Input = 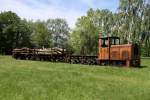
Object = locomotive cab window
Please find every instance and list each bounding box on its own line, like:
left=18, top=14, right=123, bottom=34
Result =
left=101, top=38, right=108, bottom=47
left=100, top=37, right=120, bottom=47
left=110, top=37, right=120, bottom=45
left=111, top=38, right=120, bottom=45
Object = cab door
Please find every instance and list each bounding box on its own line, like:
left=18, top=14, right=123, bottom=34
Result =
left=98, top=38, right=109, bottom=60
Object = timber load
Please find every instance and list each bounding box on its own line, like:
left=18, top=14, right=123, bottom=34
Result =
left=12, top=47, right=98, bottom=65
left=12, top=47, right=67, bottom=55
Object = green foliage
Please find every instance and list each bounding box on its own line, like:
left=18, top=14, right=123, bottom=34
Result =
left=0, top=56, right=150, bottom=100
left=70, top=8, right=120, bottom=55
left=0, top=11, right=71, bottom=53
left=0, top=11, right=32, bottom=54
left=70, top=30, right=82, bottom=54
left=14, top=19, right=32, bottom=47
left=118, top=0, right=150, bottom=55
left=46, top=18, right=70, bottom=48
left=119, top=0, right=144, bottom=43
left=31, top=20, right=51, bottom=48
left=70, top=9, right=100, bottom=55
left=141, top=4, right=150, bottom=56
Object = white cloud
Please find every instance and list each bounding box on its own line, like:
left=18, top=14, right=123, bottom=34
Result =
left=0, top=0, right=85, bottom=28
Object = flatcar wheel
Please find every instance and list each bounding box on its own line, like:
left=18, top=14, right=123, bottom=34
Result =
left=26, top=56, right=29, bottom=60
left=35, top=56, right=40, bottom=61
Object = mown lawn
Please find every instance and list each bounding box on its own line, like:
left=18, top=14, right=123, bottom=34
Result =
left=0, top=55, right=150, bottom=100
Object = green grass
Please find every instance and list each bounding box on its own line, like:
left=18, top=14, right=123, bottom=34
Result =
left=0, top=55, right=150, bottom=100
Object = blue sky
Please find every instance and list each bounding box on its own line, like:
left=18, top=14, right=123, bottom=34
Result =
left=0, top=0, right=119, bottom=28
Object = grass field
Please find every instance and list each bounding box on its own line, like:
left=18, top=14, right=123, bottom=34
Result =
left=0, top=55, right=150, bottom=100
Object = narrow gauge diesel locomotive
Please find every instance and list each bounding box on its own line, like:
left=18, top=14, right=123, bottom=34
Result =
left=12, top=34, right=140, bottom=67
left=98, top=35, right=140, bottom=67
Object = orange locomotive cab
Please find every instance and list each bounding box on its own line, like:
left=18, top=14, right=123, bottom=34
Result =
left=98, top=34, right=140, bottom=67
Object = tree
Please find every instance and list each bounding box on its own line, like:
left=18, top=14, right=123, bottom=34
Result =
left=119, top=0, right=145, bottom=43
left=31, top=20, right=51, bottom=48
left=13, top=19, right=32, bottom=48
left=46, top=18, right=70, bottom=48
left=118, top=0, right=150, bottom=56
left=141, top=4, right=150, bottom=56
left=0, top=11, right=32, bottom=54
left=70, top=9, right=100, bottom=55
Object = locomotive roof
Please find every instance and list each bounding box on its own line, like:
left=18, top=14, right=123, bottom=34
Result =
left=100, top=36, right=120, bottom=39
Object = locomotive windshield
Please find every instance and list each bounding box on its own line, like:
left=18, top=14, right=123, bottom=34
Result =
left=111, top=38, right=120, bottom=45
left=100, top=37, right=120, bottom=47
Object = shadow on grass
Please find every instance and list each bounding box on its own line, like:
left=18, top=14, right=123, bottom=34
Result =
left=139, top=65, right=148, bottom=68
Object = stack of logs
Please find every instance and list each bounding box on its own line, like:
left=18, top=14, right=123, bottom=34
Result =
left=12, top=47, right=98, bottom=65
left=37, top=47, right=66, bottom=55
left=12, top=47, right=67, bottom=55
